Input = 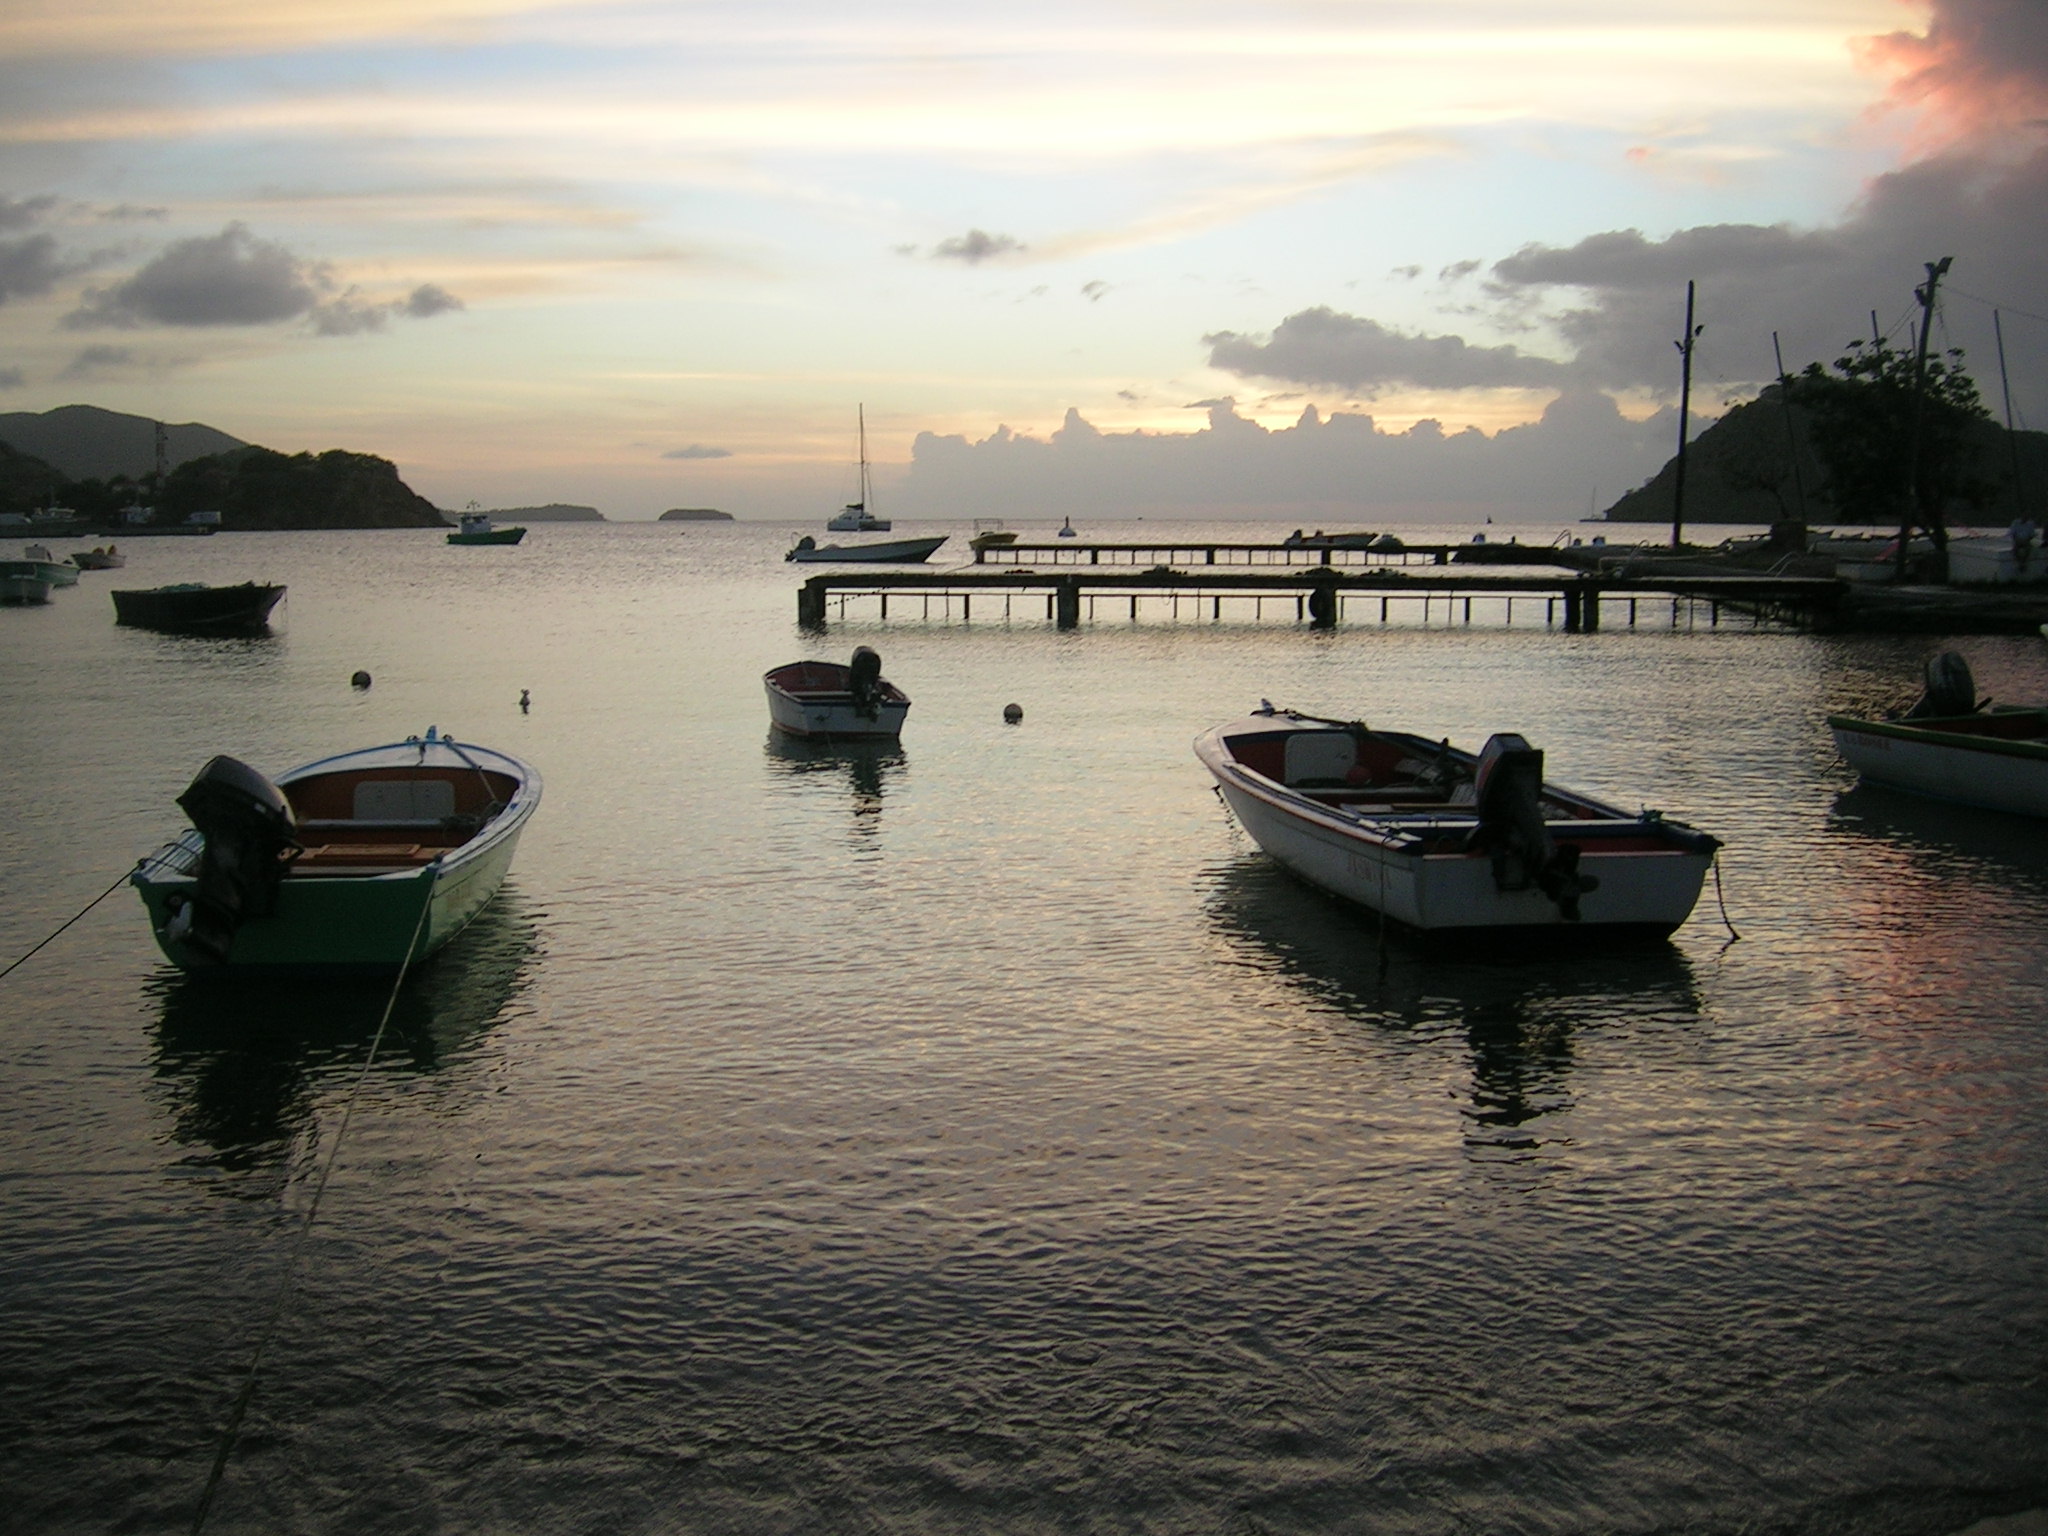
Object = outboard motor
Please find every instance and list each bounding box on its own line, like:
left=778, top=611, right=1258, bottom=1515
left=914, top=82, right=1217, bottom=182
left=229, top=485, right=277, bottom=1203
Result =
left=165, top=756, right=299, bottom=964
left=1469, top=733, right=1598, bottom=921
left=1905, top=651, right=1978, bottom=719
left=848, top=646, right=884, bottom=720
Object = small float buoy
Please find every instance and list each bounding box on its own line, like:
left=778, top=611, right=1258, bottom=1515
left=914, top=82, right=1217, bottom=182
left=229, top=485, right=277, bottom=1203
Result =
left=1003, top=702, right=1023, bottom=723
left=350, top=670, right=372, bottom=689
left=519, top=688, right=531, bottom=713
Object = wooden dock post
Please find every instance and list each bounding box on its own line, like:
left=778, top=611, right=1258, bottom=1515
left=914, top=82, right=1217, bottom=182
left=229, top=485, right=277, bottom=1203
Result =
left=797, top=579, right=828, bottom=629
left=1055, top=576, right=1081, bottom=629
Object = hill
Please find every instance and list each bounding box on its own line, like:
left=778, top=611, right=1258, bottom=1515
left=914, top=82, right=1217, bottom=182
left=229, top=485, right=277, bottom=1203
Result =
left=155, top=447, right=446, bottom=531
left=0, top=404, right=246, bottom=481
left=658, top=507, right=733, bottom=521
left=1604, top=389, right=2048, bottom=525
left=0, top=439, right=66, bottom=513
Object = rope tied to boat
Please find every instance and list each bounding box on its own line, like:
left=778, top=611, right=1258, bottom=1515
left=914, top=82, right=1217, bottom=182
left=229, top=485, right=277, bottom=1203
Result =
left=187, top=878, right=437, bottom=1536
left=0, top=861, right=146, bottom=984
left=1711, top=850, right=1741, bottom=942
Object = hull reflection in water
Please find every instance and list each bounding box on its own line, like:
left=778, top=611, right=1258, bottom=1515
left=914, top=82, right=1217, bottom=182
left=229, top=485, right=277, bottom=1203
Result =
left=1201, top=855, right=1704, bottom=1154
left=148, top=893, right=540, bottom=1193
left=764, top=730, right=905, bottom=846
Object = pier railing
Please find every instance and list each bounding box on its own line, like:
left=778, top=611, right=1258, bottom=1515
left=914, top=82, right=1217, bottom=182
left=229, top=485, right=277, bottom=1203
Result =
left=796, top=561, right=1845, bottom=632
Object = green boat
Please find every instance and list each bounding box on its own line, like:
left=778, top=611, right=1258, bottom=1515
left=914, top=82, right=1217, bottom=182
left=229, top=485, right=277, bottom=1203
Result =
left=446, top=512, right=526, bottom=546
left=132, top=728, right=541, bottom=974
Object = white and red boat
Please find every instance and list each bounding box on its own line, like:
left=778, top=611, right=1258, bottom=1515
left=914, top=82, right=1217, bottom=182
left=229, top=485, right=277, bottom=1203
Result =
left=1195, top=704, right=1720, bottom=940
left=764, top=647, right=910, bottom=739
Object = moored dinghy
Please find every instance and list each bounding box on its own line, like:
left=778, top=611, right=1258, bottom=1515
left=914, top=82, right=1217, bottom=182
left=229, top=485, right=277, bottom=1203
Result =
left=764, top=647, right=910, bottom=739
left=1829, top=651, right=2048, bottom=817
left=132, top=727, right=540, bottom=973
left=1195, top=704, right=1720, bottom=939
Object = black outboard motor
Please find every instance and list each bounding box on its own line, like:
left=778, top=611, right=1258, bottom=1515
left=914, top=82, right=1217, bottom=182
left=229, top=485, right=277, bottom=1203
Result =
left=1904, top=651, right=1978, bottom=719
left=1469, top=733, right=1598, bottom=921
left=848, top=646, right=884, bottom=720
left=165, top=755, right=299, bottom=964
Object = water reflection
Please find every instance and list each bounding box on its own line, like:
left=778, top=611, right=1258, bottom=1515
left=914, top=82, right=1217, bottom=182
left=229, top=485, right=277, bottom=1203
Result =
left=1201, top=856, right=1704, bottom=1155
left=147, top=891, right=540, bottom=1195
left=1828, top=783, right=2048, bottom=901
left=763, top=730, right=905, bottom=846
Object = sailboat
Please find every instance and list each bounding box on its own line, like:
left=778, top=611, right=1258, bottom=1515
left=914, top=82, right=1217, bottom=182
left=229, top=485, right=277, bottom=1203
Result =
left=825, top=407, right=890, bottom=532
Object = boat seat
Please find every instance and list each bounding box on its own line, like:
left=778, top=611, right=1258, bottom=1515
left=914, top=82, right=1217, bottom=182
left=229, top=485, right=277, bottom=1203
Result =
left=1283, top=732, right=1357, bottom=787
left=291, top=842, right=435, bottom=869
left=353, top=778, right=456, bottom=821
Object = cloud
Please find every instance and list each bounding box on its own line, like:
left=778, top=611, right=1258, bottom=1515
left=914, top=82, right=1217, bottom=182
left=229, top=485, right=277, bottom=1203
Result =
left=662, top=444, right=731, bottom=459
left=1207, top=308, right=1574, bottom=393
left=1080, top=280, right=1109, bottom=302
left=65, top=222, right=321, bottom=328
left=0, top=232, right=71, bottom=305
left=930, top=229, right=1026, bottom=264
left=0, top=195, right=59, bottom=232
left=1860, top=0, right=2048, bottom=152
left=61, top=222, right=467, bottom=335
left=403, top=282, right=463, bottom=318
left=897, top=394, right=1670, bottom=522
left=58, top=345, right=137, bottom=380
left=0, top=367, right=23, bottom=389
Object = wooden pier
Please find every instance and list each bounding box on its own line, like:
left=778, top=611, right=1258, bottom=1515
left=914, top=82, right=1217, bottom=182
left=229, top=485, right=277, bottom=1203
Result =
left=970, top=539, right=1468, bottom=568
left=796, top=560, right=1845, bottom=632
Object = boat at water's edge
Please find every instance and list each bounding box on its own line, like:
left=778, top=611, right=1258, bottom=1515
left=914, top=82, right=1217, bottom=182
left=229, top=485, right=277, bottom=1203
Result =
left=1196, top=705, right=1719, bottom=939
left=132, top=729, right=540, bottom=974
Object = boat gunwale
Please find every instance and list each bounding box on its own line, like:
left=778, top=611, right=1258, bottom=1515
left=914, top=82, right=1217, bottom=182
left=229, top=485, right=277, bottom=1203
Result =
left=1827, top=710, right=2048, bottom=763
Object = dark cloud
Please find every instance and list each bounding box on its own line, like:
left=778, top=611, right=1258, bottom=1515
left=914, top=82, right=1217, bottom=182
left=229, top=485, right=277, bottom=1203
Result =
left=1207, top=307, right=1573, bottom=392
left=61, top=223, right=466, bottom=337
left=0, top=232, right=70, bottom=305
left=59, top=345, right=137, bottom=380
left=931, top=229, right=1025, bottom=264
left=1389, top=264, right=1422, bottom=280
left=65, top=223, right=322, bottom=328
left=96, top=203, right=169, bottom=222
left=1491, top=224, right=1843, bottom=292
left=0, top=367, right=23, bottom=389
left=0, top=195, right=58, bottom=232
left=404, top=283, right=463, bottom=318
left=1439, top=259, right=1482, bottom=282
left=662, top=445, right=731, bottom=460
left=1864, top=0, right=2048, bottom=147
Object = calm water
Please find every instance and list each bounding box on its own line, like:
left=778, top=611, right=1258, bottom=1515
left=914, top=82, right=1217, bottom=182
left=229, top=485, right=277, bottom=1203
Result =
left=1, top=521, right=2044, bottom=1535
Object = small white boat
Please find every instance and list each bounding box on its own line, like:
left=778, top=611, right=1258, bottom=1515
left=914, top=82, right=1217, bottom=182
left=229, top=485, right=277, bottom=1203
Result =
left=23, top=544, right=79, bottom=586
left=132, top=727, right=540, bottom=974
left=786, top=534, right=947, bottom=564
left=764, top=648, right=910, bottom=739
left=1196, top=704, right=1720, bottom=939
left=70, top=545, right=125, bottom=570
left=0, top=561, right=54, bottom=604
left=1830, top=652, right=2048, bottom=817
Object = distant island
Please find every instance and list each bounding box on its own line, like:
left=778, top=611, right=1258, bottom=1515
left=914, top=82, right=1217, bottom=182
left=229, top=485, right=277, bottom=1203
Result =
left=659, top=507, right=733, bottom=521
left=478, top=503, right=605, bottom=522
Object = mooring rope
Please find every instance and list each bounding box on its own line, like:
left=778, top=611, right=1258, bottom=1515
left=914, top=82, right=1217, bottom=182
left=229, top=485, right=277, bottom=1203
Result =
left=187, top=879, right=436, bottom=1536
left=1711, top=851, right=1741, bottom=942
left=0, top=862, right=144, bottom=984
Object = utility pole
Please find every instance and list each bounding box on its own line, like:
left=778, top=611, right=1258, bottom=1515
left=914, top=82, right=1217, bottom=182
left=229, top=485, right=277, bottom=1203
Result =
left=1670, top=281, right=1702, bottom=550
left=1896, top=256, right=1953, bottom=581
left=1772, top=331, right=1809, bottom=527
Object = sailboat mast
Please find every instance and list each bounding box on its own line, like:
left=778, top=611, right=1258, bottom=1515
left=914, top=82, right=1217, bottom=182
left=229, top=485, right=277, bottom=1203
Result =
left=859, top=404, right=871, bottom=515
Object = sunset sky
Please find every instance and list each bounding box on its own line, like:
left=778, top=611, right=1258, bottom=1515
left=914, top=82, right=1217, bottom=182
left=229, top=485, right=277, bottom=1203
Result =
left=1, top=0, right=2043, bottom=519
